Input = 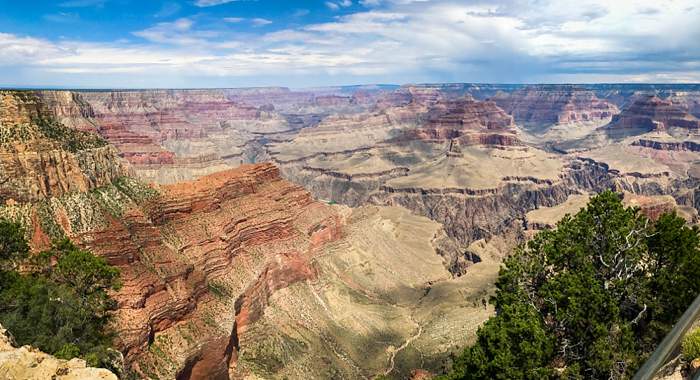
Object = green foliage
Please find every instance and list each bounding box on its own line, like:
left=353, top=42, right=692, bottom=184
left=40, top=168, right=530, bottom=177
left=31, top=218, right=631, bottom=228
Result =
left=443, top=191, right=700, bottom=379
left=34, top=116, right=107, bottom=153
left=682, top=329, right=700, bottom=361
left=113, top=176, right=159, bottom=204
left=48, top=239, right=122, bottom=295
left=56, top=343, right=81, bottom=360
left=446, top=303, right=555, bottom=380
left=0, top=218, right=29, bottom=270
left=0, top=233, right=120, bottom=371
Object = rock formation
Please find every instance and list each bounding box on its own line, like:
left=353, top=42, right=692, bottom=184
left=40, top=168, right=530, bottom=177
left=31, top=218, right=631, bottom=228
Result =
left=3, top=84, right=700, bottom=379
left=491, top=85, right=618, bottom=125
left=607, top=95, right=700, bottom=133
left=0, top=91, right=129, bottom=203
left=0, top=90, right=489, bottom=379
left=405, top=98, right=518, bottom=146
left=0, top=324, right=118, bottom=380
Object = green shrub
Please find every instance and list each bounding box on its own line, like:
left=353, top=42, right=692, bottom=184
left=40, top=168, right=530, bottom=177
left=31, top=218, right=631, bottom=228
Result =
left=682, top=328, right=700, bottom=361
left=0, top=229, right=121, bottom=371
left=56, top=343, right=81, bottom=360
left=0, top=218, right=29, bottom=271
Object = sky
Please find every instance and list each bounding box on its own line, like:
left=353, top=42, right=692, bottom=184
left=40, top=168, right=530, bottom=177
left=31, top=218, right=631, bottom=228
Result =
left=0, top=0, right=699, bottom=88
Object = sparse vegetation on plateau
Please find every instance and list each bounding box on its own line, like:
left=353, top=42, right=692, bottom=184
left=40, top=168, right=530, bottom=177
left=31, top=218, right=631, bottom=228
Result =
left=440, top=191, right=700, bottom=379
left=34, top=116, right=107, bottom=152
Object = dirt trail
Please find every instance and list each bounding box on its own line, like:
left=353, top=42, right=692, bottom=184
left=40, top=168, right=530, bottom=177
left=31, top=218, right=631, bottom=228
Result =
left=383, top=316, right=423, bottom=376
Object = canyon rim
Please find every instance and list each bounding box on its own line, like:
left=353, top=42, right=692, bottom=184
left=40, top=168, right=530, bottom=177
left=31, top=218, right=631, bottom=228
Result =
left=1, top=1, right=700, bottom=379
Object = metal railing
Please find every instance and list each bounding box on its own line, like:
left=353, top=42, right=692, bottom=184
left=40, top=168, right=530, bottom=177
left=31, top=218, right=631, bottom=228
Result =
left=633, top=294, right=700, bottom=380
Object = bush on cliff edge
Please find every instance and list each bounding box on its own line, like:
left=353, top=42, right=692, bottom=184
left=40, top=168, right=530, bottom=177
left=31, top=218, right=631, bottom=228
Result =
left=441, top=191, right=700, bottom=380
left=0, top=219, right=121, bottom=371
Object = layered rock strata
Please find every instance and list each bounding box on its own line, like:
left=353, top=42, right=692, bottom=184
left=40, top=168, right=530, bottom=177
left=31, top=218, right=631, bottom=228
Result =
left=607, top=95, right=700, bottom=133
left=491, top=86, right=618, bottom=125
left=0, top=91, right=129, bottom=203
left=1, top=162, right=347, bottom=379
left=406, top=98, right=518, bottom=146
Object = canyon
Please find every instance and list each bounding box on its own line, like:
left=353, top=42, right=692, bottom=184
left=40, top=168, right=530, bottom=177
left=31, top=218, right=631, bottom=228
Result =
left=2, top=83, right=700, bottom=379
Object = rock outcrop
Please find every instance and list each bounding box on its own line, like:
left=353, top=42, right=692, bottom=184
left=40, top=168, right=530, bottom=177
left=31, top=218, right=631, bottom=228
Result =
left=491, top=85, right=618, bottom=125
left=632, top=139, right=700, bottom=152
left=607, top=95, right=700, bottom=133
left=0, top=91, right=129, bottom=203
left=0, top=324, right=118, bottom=380
left=2, top=161, right=346, bottom=379
left=405, top=98, right=518, bottom=146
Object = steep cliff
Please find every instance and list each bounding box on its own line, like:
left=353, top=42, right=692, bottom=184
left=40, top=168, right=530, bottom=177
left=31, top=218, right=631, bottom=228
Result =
left=0, top=91, right=129, bottom=203
left=0, top=160, right=347, bottom=379
left=607, top=95, right=700, bottom=133
left=491, top=85, right=618, bottom=125
left=405, top=98, right=518, bottom=146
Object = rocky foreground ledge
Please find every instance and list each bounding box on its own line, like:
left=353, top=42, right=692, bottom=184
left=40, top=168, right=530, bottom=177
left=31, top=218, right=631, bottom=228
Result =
left=0, top=324, right=117, bottom=380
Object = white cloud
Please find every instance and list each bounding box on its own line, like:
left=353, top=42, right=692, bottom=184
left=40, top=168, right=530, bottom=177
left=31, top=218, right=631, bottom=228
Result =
left=2, top=0, right=699, bottom=87
left=251, top=18, right=272, bottom=26
left=360, top=0, right=381, bottom=6
left=194, top=0, right=236, bottom=7
left=325, top=1, right=352, bottom=11
left=194, top=0, right=256, bottom=7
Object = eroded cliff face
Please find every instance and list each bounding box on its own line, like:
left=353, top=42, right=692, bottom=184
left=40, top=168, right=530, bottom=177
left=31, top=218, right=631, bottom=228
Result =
left=1, top=160, right=348, bottom=379
left=32, top=89, right=294, bottom=184
left=0, top=91, right=129, bottom=203
left=404, top=98, right=518, bottom=146
left=266, top=88, right=615, bottom=245
left=490, top=86, right=618, bottom=126
left=607, top=95, right=700, bottom=133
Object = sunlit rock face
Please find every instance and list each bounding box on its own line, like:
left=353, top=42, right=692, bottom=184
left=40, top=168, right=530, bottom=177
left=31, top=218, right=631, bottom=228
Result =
left=0, top=91, right=129, bottom=203
left=0, top=324, right=118, bottom=380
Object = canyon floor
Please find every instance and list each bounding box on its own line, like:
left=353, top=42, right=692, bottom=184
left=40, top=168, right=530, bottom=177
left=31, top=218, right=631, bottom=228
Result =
left=1, top=83, right=700, bottom=379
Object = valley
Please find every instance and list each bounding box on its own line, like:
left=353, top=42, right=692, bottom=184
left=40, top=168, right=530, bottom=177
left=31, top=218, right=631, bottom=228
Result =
left=2, top=83, right=700, bottom=379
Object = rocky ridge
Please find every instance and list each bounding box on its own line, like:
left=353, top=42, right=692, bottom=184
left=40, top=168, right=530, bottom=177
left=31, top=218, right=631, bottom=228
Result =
left=0, top=91, right=129, bottom=203
left=607, top=95, right=700, bottom=133
left=491, top=85, right=619, bottom=125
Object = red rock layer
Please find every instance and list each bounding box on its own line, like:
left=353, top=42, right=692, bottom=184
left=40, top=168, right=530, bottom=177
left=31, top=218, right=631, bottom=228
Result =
left=21, top=163, right=344, bottom=378
left=76, top=91, right=266, bottom=166
left=491, top=86, right=618, bottom=124
left=405, top=98, right=519, bottom=146
left=609, top=95, right=700, bottom=131
left=0, top=91, right=44, bottom=127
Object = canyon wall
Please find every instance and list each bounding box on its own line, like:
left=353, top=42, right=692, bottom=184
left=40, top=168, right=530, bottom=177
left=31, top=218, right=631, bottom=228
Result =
left=490, top=85, right=619, bottom=125
left=1, top=90, right=487, bottom=379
